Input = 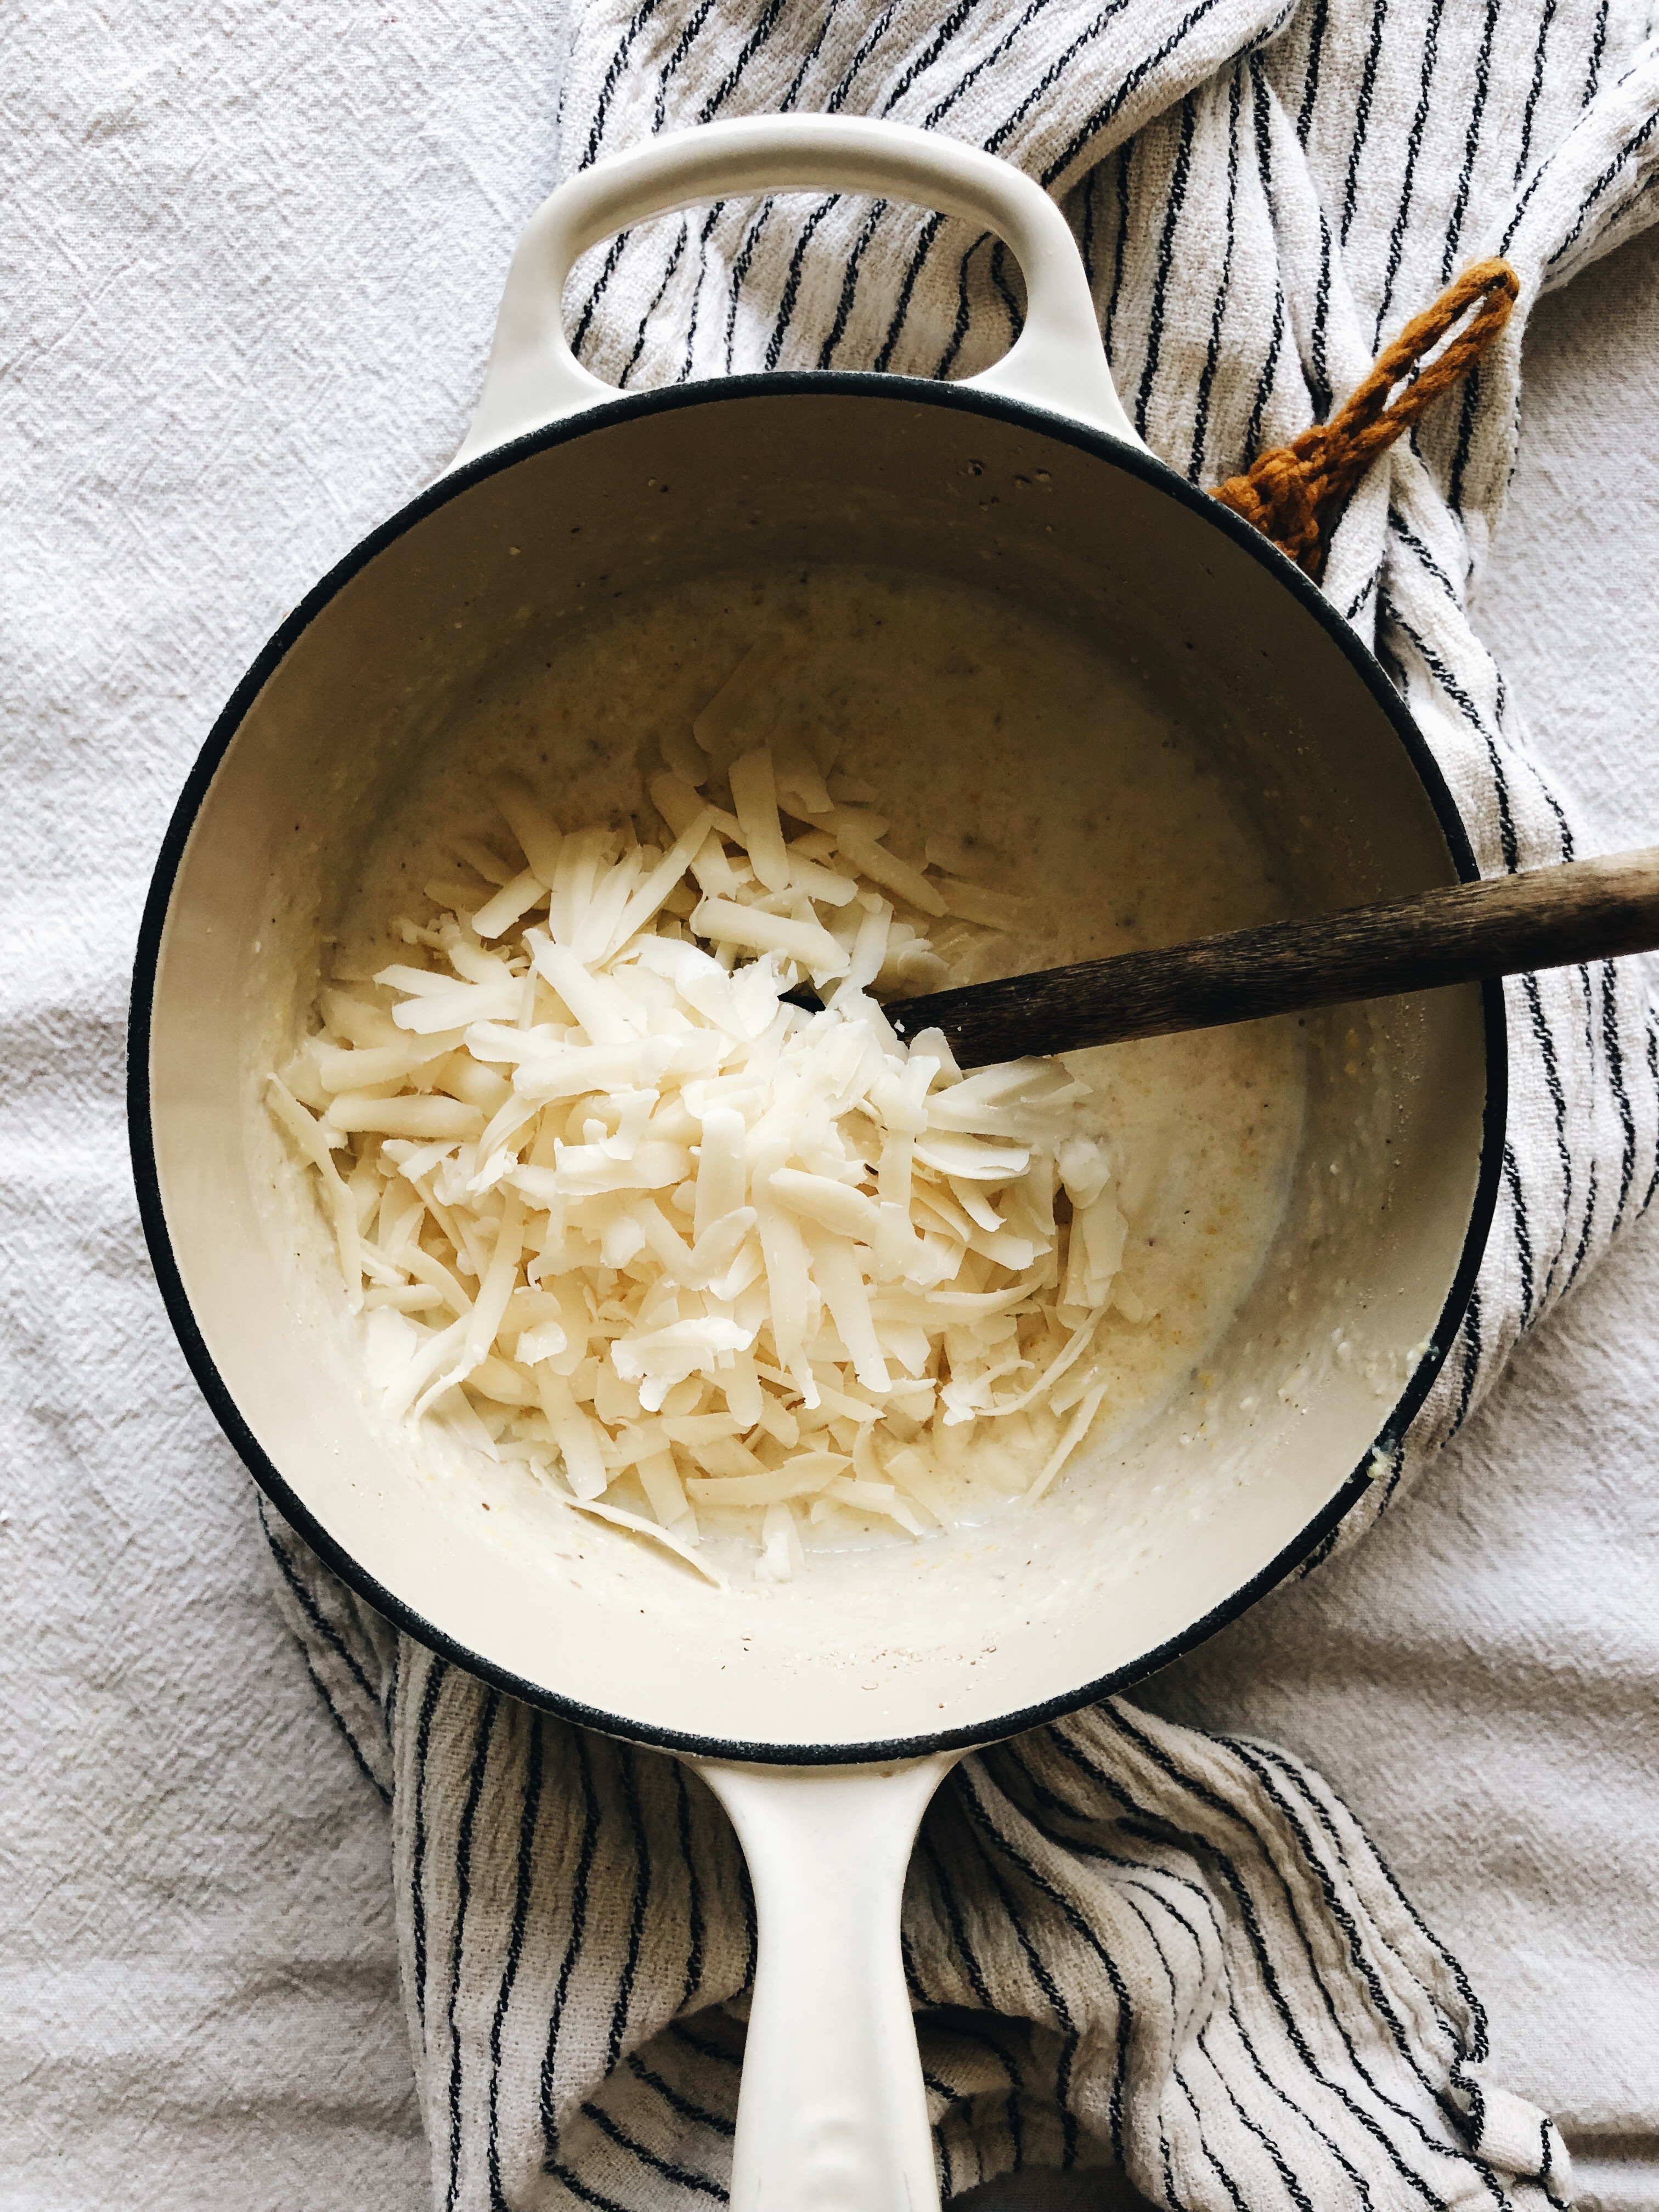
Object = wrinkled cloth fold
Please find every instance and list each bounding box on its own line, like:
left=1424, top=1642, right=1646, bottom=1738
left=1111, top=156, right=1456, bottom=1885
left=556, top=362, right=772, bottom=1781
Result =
left=270, top=1, right=1659, bottom=2205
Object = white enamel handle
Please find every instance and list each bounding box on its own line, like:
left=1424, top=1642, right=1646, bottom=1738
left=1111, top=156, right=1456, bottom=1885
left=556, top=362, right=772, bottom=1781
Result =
left=690, top=1751, right=962, bottom=2212
left=452, top=114, right=1139, bottom=467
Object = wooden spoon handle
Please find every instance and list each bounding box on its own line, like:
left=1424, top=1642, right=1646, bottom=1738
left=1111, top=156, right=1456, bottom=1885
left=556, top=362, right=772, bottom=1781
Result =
left=887, top=845, right=1659, bottom=1069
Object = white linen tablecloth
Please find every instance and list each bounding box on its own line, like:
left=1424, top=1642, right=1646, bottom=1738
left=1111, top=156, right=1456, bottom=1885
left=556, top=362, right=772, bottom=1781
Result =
left=1, top=3, right=1655, bottom=2207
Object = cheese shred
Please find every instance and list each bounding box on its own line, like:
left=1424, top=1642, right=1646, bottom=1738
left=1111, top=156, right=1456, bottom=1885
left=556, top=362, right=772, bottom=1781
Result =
left=270, top=659, right=1137, bottom=1584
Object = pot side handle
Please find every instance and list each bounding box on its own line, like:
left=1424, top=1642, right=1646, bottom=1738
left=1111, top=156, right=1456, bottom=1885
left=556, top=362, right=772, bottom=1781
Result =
left=451, top=114, right=1140, bottom=467
left=687, top=1749, right=963, bottom=2212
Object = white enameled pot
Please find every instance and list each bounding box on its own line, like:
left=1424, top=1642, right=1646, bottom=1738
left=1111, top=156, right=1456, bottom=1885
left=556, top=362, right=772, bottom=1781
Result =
left=131, top=117, right=1503, bottom=2212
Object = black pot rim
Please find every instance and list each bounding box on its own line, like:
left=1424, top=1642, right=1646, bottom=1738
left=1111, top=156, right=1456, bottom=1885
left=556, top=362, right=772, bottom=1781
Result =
left=128, top=370, right=1506, bottom=1765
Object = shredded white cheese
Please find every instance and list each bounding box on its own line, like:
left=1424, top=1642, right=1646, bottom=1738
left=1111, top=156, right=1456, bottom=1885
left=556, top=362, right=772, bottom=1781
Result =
left=270, top=668, right=1137, bottom=1584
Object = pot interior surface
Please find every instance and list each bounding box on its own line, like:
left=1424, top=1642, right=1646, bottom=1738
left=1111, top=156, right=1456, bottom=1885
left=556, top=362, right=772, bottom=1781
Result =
left=141, top=385, right=1495, bottom=1756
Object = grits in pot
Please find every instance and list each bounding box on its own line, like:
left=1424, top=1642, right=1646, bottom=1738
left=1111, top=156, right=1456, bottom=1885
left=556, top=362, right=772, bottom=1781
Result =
left=264, top=563, right=1306, bottom=1587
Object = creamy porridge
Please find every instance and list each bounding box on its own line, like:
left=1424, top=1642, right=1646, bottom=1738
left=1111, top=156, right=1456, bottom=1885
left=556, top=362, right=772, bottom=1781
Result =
left=268, top=563, right=1306, bottom=1583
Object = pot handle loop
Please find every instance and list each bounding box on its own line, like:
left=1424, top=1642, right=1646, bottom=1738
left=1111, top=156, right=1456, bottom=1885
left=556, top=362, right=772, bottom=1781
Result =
left=452, top=114, right=1139, bottom=467
left=687, top=1750, right=961, bottom=2212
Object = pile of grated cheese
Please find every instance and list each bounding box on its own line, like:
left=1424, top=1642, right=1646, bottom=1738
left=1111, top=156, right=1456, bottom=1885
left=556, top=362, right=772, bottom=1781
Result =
left=269, top=647, right=1137, bottom=1586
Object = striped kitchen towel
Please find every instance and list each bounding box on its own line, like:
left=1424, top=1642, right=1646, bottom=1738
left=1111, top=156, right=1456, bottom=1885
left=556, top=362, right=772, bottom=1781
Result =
left=270, top=2, right=1659, bottom=2205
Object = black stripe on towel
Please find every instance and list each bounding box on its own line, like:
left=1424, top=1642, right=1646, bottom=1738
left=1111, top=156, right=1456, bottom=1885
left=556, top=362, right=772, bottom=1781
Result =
left=1545, top=104, right=1659, bottom=273
left=918, top=1823, right=999, bottom=2010
left=1295, top=0, right=1329, bottom=145
left=1176, top=2057, right=1254, bottom=2212
left=580, top=2101, right=726, bottom=2200
left=540, top=1727, right=605, bottom=2159
left=1339, top=0, right=1390, bottom=247
left=579, top=0, right=665, bottom=171
left=672, top=1762, right=706, bottom=2011
left=826, top=1, right=901, bottom=115
left=488, top=1711, right=546, bottom=2212
left=1379, top=597, right=1519, bottom=870
left=1103, top=140, right=1135, bottom=365
left=938, top=2011, right=1033, bottom=2174
left=922, top=0, right=1077, bottom=136
left=669, top=2017, right=743, bottom=2072
left=572, top=233, right=632, bottom=362
left=1373, top=0, right=1447, bottom=346
left=676, top=207, right=724, bottom=383
left=411, top=1657, right=450, bottom=2034
left=935, top=228, right=991, bottom=380
left=1040, top=0, right=1231, bottom=190
left=765, top=195, right=839, bottom=368
left=956, top=1769, right=1111, bottom=2167
left=607, top=1747, right=654, bottom=2075
left=1601, top=958, right=1639, bottom=1228
left=544, top=2159, right=634, bottom=2211
left=923, top=2065, right=976, bottom=2202
left=446, top=1687, right=501, bottom=2212
left=620, top=221, right=689, bottom=388
left=694, top=0, right=788, bottom=124
left=1561, top=1043, right=1601, bottom=1291
left=881, top=0, right=996, bottom=119
left=777, top=2, right=837, bottom=112
left=654, top=0, right=719, bottom=133
left=1450, top=1283, right=1483, bottom=1436
left=1242, top=60, right=1287, bottom=464
left=989, top=235, right=1025, bottom=342
left=290, top=1641, right=390, bottom=1805
left=1516, top=0, right=1560, bottom=182
left=723, top=200, right=777, bottom=372
left=819, top=199, right=888, bottom=367
left=1137, top=94, right=1198, bottom=436
left=1307, top=201, right=1334, bottom=421
left=1502, top=1141, right=1537, bottom=1323
left=1583, top=0, right=1609, bottom=104
left=261, top=1506, right=391, bottom=1728
left=626, top=2051, right=735, bottom=2138
left=873, top=210, right=945, bottom=370
left=1198, top=2027, right=1322, bottom=2212
left=1516, top=969, right=1576, bottom=1300
left=1442, top=0, right=1501, bottom=279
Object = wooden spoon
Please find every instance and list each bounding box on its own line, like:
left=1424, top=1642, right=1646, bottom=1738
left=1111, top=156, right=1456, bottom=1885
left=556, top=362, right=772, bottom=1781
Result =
left=873, top=846, right=1659, bottom=1070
